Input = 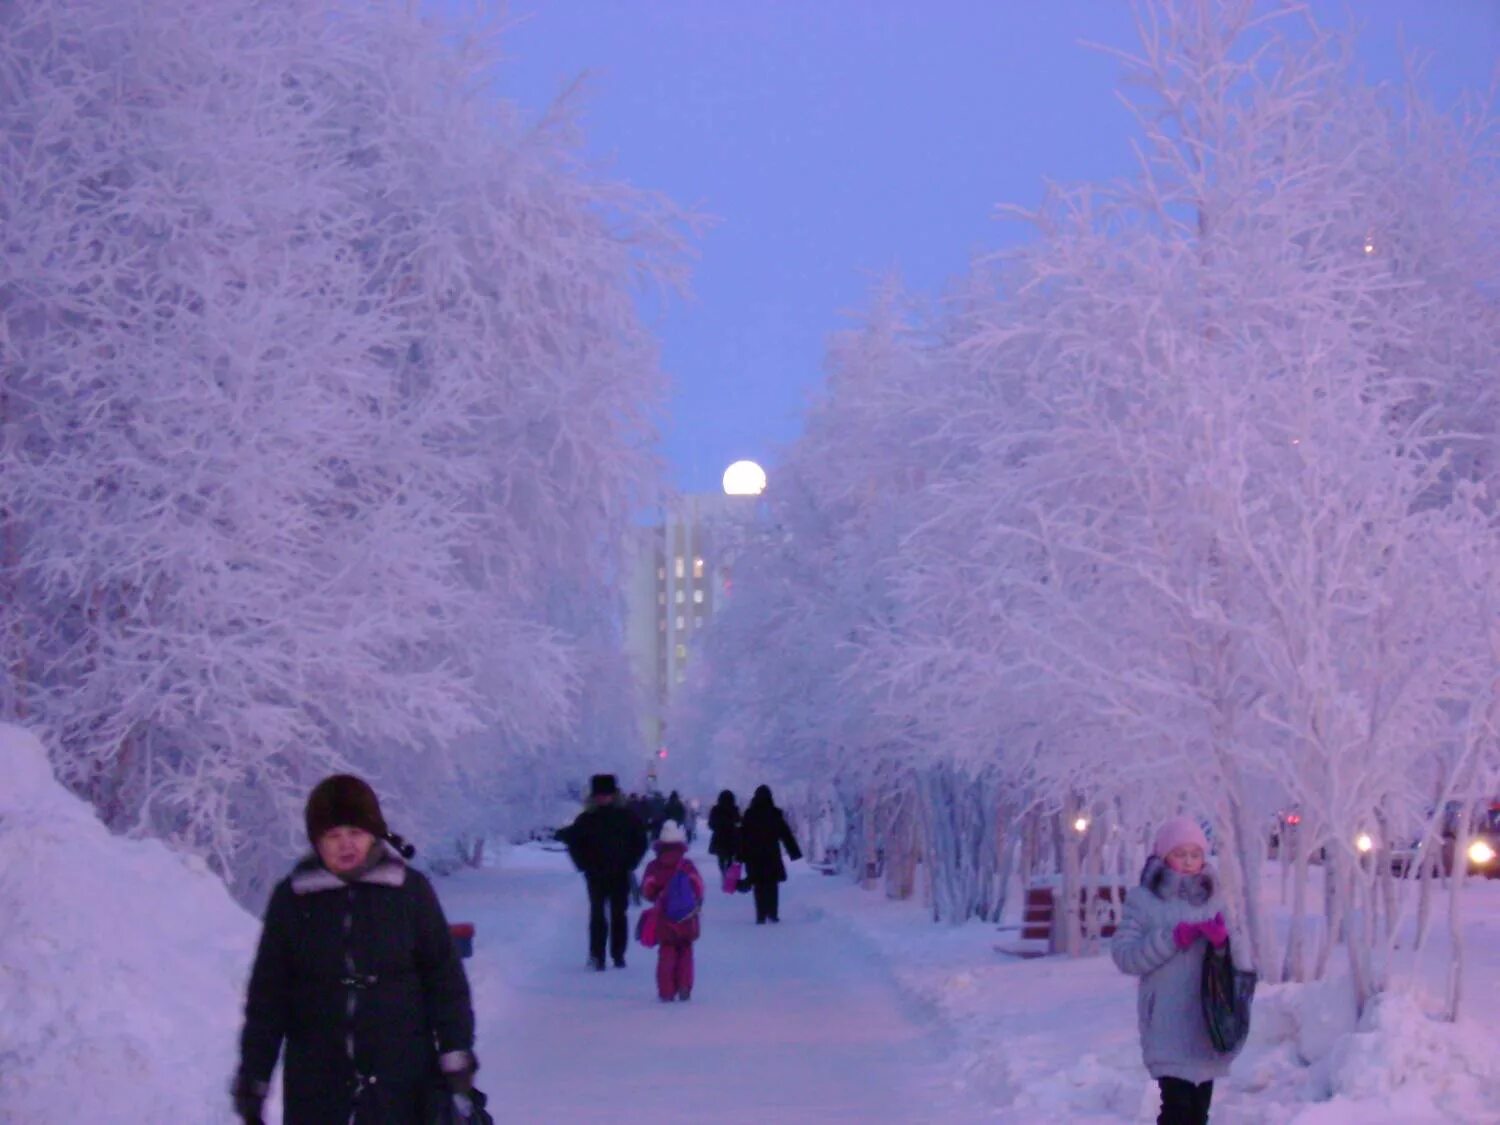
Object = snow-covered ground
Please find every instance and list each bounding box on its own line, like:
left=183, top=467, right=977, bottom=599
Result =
left=5, top=716, right=1498, bottom=1123
left=812, top=868, right=1500, bottom=1123
left=441, top=847, right=1500, bottom=1122
left=442, top=844, right=990, bottom=1122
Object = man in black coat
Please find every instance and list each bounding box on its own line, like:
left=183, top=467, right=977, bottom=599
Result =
left=235, top=775, right=476, bottom=1125
left=738, top=784, right=803, bottom=924
left=561, top=773, right=648, bottom=970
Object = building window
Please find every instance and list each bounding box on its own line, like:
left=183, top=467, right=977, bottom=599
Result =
left=675, top=615, right=685, bottom=630
left=657, top=566, right=666, bottom=581
left=658, top=592, right=666, bottom=606
left=658, top=619, right=666, bottom=632
left=693, top=589, right=704, bottom=604
left=694, top=615, right=703, bottom=627
left=675, top=643, right=687, bottom=660
left=675, top=556, right=685, bottom=579
left=692, top=557, right=704, bottom=579
left=675, top=670, right=685, bottom=684
left=675, top=589, right=685, bottom=604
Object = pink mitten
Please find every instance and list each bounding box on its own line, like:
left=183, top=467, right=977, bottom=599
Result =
left=1172, top=921, right=1200, bottom=950
left=1200, top=913, right=1229, bottom=949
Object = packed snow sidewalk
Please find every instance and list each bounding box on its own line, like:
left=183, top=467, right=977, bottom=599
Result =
left=441, top=844, right=991, bottom=1123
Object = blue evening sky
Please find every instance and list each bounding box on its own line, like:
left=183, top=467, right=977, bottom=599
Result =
left=459, top=2, right=1499, bottom=494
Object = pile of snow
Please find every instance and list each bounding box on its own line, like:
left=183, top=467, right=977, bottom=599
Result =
left=0, top=724, right=258, bottom=1124
left=1255, top=982, right=1500, bottom=1124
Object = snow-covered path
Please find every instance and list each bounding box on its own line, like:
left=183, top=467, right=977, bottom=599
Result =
left=439, top=845, right=987, bottom=1123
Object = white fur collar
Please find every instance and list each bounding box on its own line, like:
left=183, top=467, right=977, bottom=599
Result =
left=291, top=841, right=408, bottom=894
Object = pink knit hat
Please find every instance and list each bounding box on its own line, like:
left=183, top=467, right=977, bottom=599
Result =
left=1153, top=815, right=1209, bottom=858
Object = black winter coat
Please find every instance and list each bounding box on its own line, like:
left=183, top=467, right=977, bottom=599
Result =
left=561, top=802, right=648, bottom=882
left=239, top=843, right=475, bottom=1125
left=707, top=802, right=740, bottom=859
left=738, top=800, right=802, bottom=884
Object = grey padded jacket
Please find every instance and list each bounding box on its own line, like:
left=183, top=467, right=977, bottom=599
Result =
left=1110, top=856, right=1244, bottom=1083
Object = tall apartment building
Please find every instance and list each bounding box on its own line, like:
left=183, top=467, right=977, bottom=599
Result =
left=623, top=491, right=757, bottom=776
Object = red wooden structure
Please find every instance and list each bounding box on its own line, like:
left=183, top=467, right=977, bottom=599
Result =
left=449, top=922, right=475, bottom=959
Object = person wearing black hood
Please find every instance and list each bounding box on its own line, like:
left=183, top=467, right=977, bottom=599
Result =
left=738, top=784, right=803, bottom=924
left=233, top=775, right=479, bottom=1125
left=560, top=773, right=649, bottom=970
left=707, top=790, right=741, bottom=876
left=662, top=790, right=687, bottom=837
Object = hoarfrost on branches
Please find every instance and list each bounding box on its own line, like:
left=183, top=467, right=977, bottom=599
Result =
left=673, top=0, right=1500, bottom=1010
left=0, top=0, right=692, bottom=898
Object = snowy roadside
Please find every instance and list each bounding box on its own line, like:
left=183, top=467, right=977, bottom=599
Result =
left=802, top=866, right=1500, bottom=1124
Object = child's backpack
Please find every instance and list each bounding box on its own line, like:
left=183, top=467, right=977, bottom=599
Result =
left=662, top=863, right=699, bottom=923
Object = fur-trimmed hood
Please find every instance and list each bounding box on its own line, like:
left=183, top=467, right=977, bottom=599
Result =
left=290, top=838, right=408, bottom=895
left=1139, top=854, right=1217, bottom=907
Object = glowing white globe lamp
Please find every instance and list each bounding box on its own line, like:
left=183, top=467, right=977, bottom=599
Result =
left=722, top=460, right=767, bottom=496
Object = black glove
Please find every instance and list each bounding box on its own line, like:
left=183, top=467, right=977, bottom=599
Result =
left=230, top=1074, right=266, bottom=1125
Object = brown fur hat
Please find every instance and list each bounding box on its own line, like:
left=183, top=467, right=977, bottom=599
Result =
left=305, top=774, right=388, bottom=843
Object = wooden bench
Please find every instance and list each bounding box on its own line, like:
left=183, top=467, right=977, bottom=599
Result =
left=996, top=882, right=1127, bottom=957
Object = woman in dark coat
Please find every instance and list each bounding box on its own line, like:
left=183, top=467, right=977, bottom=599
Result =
left=707, top=789, right=741, bottom=875
left=737, top=784, right=802, bottom=924
left=233, top=775, right=478, bottom=1125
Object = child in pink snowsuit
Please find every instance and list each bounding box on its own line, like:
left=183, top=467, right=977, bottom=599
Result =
left=640, top=820, right=705, bottom=1002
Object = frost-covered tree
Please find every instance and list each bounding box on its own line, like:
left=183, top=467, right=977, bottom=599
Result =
left=0, top=0, right=688, bottom=896
left=675, top=0, right=1500, bottom=1007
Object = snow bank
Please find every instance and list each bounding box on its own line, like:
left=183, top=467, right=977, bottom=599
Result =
left=0, top=724, right=257, bottom=1124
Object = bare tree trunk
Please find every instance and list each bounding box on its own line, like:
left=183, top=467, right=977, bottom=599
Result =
left=1314, top=843, right=1342, bottom=981
left=1225, top=795, right=1279, bottom=981
left=1058, top=799, right=1083, bottom=957
left=1081, top=813, right=1104, bottom=950
left=1282, top=824, right=1311, bottom=982
left=1445, top=806, right=1472, bottom=1021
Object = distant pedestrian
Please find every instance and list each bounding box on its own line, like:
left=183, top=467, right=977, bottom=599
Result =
left=560, top=774, right=649, bottom=971
left=644, top=791, right=668, bottom=839
left=707, top=790, right=741, bottom=876
left=1111, top=816, right=1248, bottom=1125
left=640, top=820, right=705, bottom=1001
left=738, top=784, right=802, bottom=924
left=233, top=775, right=480, bottom=1125
left=662, top=790, right=687, bottom=836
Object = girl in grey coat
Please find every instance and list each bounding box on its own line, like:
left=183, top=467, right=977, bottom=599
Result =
left=1111, top=816, right=1244, bottom=1125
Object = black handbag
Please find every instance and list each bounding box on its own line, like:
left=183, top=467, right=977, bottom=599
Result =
left=427, top=1085, right=495, bottom=1125
left=1201, top=939, right=1256, bottom=1053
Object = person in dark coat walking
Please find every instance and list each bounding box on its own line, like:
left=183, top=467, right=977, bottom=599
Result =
left=738, top=784, right=802, bottom=924
left=662, top=790, right=687, bottom=834
left=233, top=775, right=477, bottom=1125
left=560, top=773, right=649, bottom=970
left=707, top=790, right=741, bottom=876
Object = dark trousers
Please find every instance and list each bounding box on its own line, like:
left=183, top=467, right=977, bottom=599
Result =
left=716, top=854, right=733, bottom=875
left=1158, top=1078, right=1213, bottom=1125
left=587, top=875, right=630, bottom=963
left=752, top=878, right=780, bottom=922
